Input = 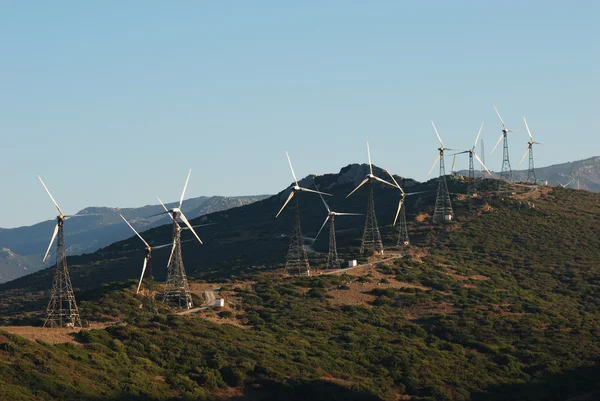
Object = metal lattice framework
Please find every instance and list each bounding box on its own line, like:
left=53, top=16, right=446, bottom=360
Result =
left=500, top=134, right=514, bottom=184
left=360, top=185, right=383, bottom=254
left=44, top=219, right=81, bottom=328
left=396, top=201, right=409, bottom=247
left=527, top=144, right=536, bottom=184
left=162, top=218, right=193, bottom=309
left=467, top=151, right=476, bottom=196
left=433, top=152, right=453, bottom=223
left=326, top=216, right=341, bottom=269
left=285, top=199, right=310, bottom=275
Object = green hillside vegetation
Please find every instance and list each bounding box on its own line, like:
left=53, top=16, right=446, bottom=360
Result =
left=0, top=166, right=599, bottom=400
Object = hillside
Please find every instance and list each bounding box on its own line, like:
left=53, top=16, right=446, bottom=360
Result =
left=0, top=165, right=599, bottom=400
left=0, top=195, right=268, bottom=284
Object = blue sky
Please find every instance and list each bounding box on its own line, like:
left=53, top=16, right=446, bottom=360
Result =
left=1, top=1, right=598, bottom=227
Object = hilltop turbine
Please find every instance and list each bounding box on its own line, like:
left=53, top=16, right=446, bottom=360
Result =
left=452, top=123, right=492, bottom=196
left=347, top=142, right=396, bottom=254
left=385, top=170, right=428, bottom=247
left=154, top=170, right=204, bottom=309
left=276, top=152, right=331, bottom=275
left=119, top=214, right=174, bottom=294
left=492, top=105, right=515, bottom=187
left=429, top=122, right=455, bottom=223
left=521, top=116, right=542, bottom=184
left=38, top=176, right=81, bottom=329
left=312, top=182, right=360, bottom=269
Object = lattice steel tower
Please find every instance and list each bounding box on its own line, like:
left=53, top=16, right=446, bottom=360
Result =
left=522, top=116, right=540, bottom=185
left=284, top=199, right=310, bottom=275
left=430, top=122, right=453, bottom=223
left=38, top=176, right=81, bottom=329
left=493, top=106, right=515, bottom=190
left=326, top=216, right=341, bottom=269
left=396, top=201, right=409, bottom=247
left=44, top=217, right=81, bottom=328
left=360, top=185, right=384, bottom=253
left=163, top=219, right=193, bottom=309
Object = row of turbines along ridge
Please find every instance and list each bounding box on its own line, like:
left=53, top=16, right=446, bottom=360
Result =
left=36, top=105, right=545, bottom=328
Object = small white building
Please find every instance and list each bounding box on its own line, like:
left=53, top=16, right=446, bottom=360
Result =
left=215, top=298, right=225, bottom=308
left=348, top=260, right=358, bottom=267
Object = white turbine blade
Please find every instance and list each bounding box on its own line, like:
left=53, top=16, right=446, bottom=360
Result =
left=520, top=147, right=530, bottom=164
left=136, top=258, right=148, bottom=294
left=428, top=153, right=441, bottom=176
left=179, top=212, right=203, bottom=244
left=405, top=190, right=431, bottom=196
left=367, top=142, right=373, bottom=175
left=473, top=122, right=484, bottom=149
left=312, top=216, right=330, bottom=244
left=167, top=238, right=176, bottom=268
left=372, top=176, right=397, bottom=188
left=313, top=180, right=330, bottom=213
left=393, top=199, right=404, bottom=227
left=452, top=155, right=456, bottom=172
left=384, top=169, right=400, bottom=189
left=43, top=224, right=59, bottom=262
left=156, top=197, right=176, bottom=222
left=286, top=151, right=299, bottom=186
left=431, top=121, right=444, bottom=147
left=276, top=191, right=295, bottom=218
left=473, top=152, right=492, bottom=177
left=38, top=176, right=64, bottom=216
left=152, top=242, right=174, bottom=250
left=491, top=133, right=504, bottom=154
left=346, top=177, right=369, bottom=198
left=523, top=116, right=533, bottom=140
left=120, top=214, right=150, bottom=249
left=334, top=212, right=362, bottom=216
left=179, top=169, right=192, bottom=209
left=493, top=104, right=506, bottom=128
left=299, top=187, right=332, bottom=196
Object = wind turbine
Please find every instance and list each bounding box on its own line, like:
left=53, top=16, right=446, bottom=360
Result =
left=492, top=105, right=515, bottom=185
left=153, top=169, right=204, bottom=309
left=521, top=116, right=542, bottom=184
left=385, top=170, right=428, bottom=246
left=312, top=182, right=360, bottom=269
left=276, top=152, right=331, bottom=275
left=119, top=214, right=175, bottom=294
left=38, top=176, right=81, bottom=329
left=347, top=142, right=395, bottom=254
left=452, top=123, right=492, bottom=195
left=429, top=122, right=454, bottom=223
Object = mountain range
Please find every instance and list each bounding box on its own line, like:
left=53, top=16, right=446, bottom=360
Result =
left=0, top=195, right=268, bottom=284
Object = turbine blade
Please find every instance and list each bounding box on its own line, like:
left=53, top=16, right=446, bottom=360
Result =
left=452, top=155, right=456, bottom=172
left=179, top=212, right=203, bottom=244
left=286, top=151, right=299, bottom=186
left=384, top=169, right=400, bottom=189
left=276, top=191, right=295, bottom=218
left=334, top=213, right=362, bottom=216
left=372, top=176, right=397, bottom=188
left=346, top=177, right=369, bottom=198
left=367, top=142, right=373, bottom=175
left=43, top=224, right=59, bottom=262
left=152, top=243, right=174, bottom=250
left=167, top=239, right=176, bottom=268
left=520, top=147, right=530, bottom=164
left=473, top=122, right=484, bottom=149
left=428, top=153, right=441, bottom=176
left=313, top=215, right=330, bottom=244
left=38, top=176, right=64, bottom=216
left=523, top=116, right=533, bottom=140
left=491, top=133, right=504, bottom=154
left=473, top=152, right=492, bottom=177
left=393, top=199, right=404, bottom=227
left=299, top=187, right=333, bottom=196
left=405, top=190, right=431, bottom=196
left=120, top=214, right=150, bottom=249
left=431, top=121, right=444, bottom=147
left=137, top=258, right=148, bottom=294
left=179, top=169, right=192, bottom=209
left=493, top=104, right=506, bottom=128
left=156, top=197, right=176, bottom=222
left=313, top=179, right=331, bottom=213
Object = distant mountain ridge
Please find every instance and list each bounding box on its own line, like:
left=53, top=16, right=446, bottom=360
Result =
left=0, top=194, right=269, bottom=284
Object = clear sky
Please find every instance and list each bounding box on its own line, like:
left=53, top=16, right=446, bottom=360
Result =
left=1, top=1, right=598, bottom=228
